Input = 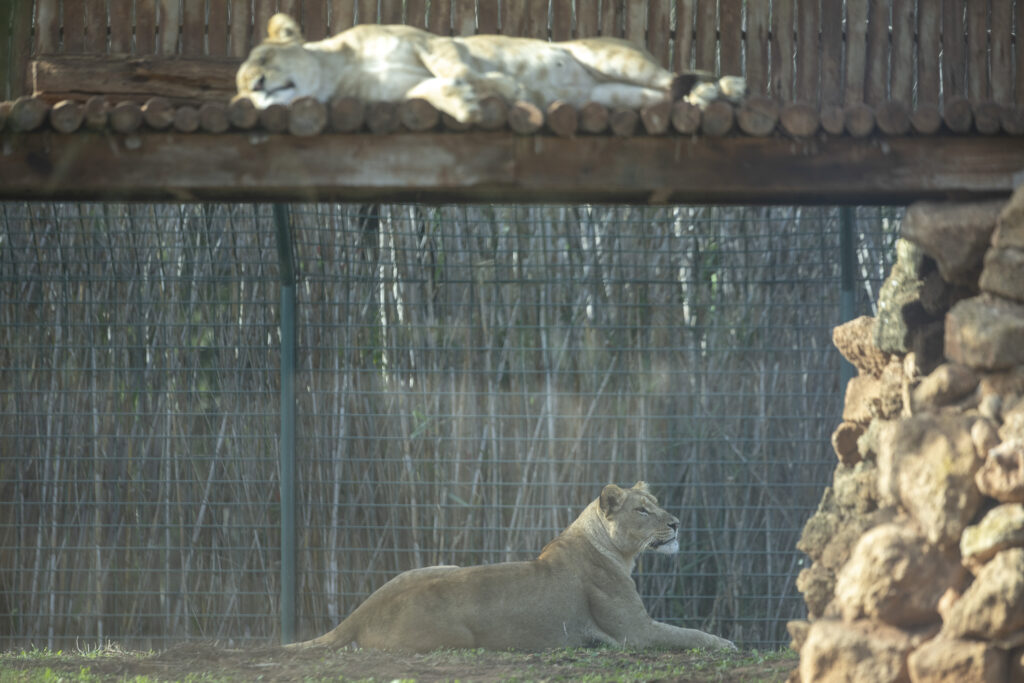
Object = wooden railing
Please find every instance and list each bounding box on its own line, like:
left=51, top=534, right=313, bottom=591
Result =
left=3, top=0, right=1021, bottom=110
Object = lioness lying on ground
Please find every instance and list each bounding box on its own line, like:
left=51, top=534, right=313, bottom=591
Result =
left=287, top=481, right=735, bottom=652
left=236, top=14, right=745, bottom=123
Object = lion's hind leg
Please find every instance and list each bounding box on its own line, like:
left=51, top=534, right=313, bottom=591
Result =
left=405, top=78, right=482, bottom=123
left=588, top=83, right=670, bottom=109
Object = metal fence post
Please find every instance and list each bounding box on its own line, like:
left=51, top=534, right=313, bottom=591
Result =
left=273, top=204, right=297, bottom=644
left=839, top=207, right=857, bottom=386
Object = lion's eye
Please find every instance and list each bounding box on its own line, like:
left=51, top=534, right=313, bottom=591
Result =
left=636, top=507, right=649, bottom=516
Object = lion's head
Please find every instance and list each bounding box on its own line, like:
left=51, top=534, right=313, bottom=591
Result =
left=598, top=481, right=680, bottom=556
left=235, top=14, right=322, bottom=108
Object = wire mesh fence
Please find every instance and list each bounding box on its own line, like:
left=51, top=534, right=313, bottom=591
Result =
left=0, top=202, right=901, bottom=651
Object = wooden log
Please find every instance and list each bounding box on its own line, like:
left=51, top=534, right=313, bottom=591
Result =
left=890, top=0, right=915, bottom=105
left=576, top=0, right=598, bottom=38
left=546, top=101, right=578, bottom=137
left=109, top=0, right=133, bottom=53
left=1000, top=107, right=1024, bottom=136
left=942, top=97, right=972, bottom=133
left=770, top=0, right=794, bottom=100
left=405, top=0, right=427, bottom=28
left=875, top=102, right=910, bottom=136
left=798, top=0, right=823, bottom=103
left=552, top=0, right=573, bottom=41
left=865, top=0, right=888, bottom=105
left=820, top=0, right=843, bottom=106
left=640, top=101, right=672, bottom=136
left=476, top=1, right=498, bottom=34
left=329, top=97, right=365, bottom=132
left=966, top=0, right=987, bottom=101
left=49, top=100, right=84, bottom=134
left=736, top=96, right=779, bottom=137
left=719, top=0, right=743, bottom=77
left=916, top=0, right=941, bottom=108
left=199, top=102, right=230, bottom=134
left=990, top=1, right=1012, bottom=104
left=745, top=1, right=769, bottom=95
left=673, top=0, right=695, bottom=72
left=844, top=103, right=875, bottom=138
left=83, top=96, right=109, bottom=130
left=367, top=102, right=401, bottom=134
left=477, top=96, right=508, bottom=131
left=779, top=102, right=819, bottom=137
left=142, top=97, right=174, bottom=130
left=844, top=0, right=869, bottom=106
left=259, top=103, right=289, bottom=133
left=670, top=100, right=701, bottom=134
left=942, top=0, right=965, bottom=100
left=1018, top=1, right=1024, bottom=108
left=454, top=0, right=476, bottom=37
left=135, top=1, right=155, bottom=54
left=357, top=0, right=376, bottom=25
left=84, top=0, right=107, bottom=53
left=579, top=102, right=609, bottom=134
left=700, top=100, right=734, bottom=136
left=972, top=102, right=1002, bottom=136
left=229, top=0, right=250, bottom=57
left=63, top=1, right=84, bottom=53
left=441, top=112, right=471, bottom=131
left=207, top=0, right=229, bottom=55
left=910, top=106, right=942, bottom=135
left=32, top=55, right=241, bottom=105
left=694, top=1, right=717, bottom=71
left=646, top=0, right=671, bottom=68
left=399, top=98, right=440, bottom=132
left=174, top=105, right=201, bottom=133
left=288, top=97, right=327, bottom=136
left=227, top=97, right=260, bottom=129
left=820, top=106, right=846, bottom=135
left=10, top=96, right=49, bottom=132
left=0, top=101, right=11, bottom=131
left=508, top=100, right=544, bottom=135
left=609, top=108, right=639, bottom=137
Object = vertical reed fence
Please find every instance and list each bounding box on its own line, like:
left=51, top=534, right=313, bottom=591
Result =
left=1, top=203, right=900, bottom=650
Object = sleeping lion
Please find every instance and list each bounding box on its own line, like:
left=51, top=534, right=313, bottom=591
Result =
left=286, top=481, right=735, bottom=652
left=236, top=14, right=745, bottom=123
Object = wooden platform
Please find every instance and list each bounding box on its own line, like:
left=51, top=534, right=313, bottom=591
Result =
left=3, top=126, right=1022, bottom=206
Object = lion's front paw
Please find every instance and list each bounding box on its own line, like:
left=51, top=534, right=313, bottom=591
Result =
left=441, top=81, right=482, bottom=123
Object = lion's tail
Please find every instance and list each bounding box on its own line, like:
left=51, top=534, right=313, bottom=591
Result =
left=282, top=616, right=359, bottom=651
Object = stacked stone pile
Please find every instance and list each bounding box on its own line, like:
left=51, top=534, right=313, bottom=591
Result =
left=791, top=186, right=1024, bottom=682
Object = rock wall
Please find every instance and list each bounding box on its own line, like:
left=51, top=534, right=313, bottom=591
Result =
left=792, top=187, right=1024, bottom=683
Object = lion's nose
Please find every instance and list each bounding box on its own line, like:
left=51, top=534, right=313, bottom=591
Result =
left=254, top=75, right=266, bottom=91
left=668, top=520, right=679, bottom=532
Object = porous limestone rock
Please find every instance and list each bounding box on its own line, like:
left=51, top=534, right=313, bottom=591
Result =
left=833, top=316, right=891, bottom=378
left=960, top=503, right=1024, bottom=572
left=902, top=199, right=1003, bottom=287
left=975, top=440, right=1024, bottom=504
left=910, top=363, right=979, bottom=411
left=945, top=295, right=1024, bottom=371
left=799, top=618, right=917, bottom=683
left=979, top=246, right=1024, bottom=304
left=944, top=547, right=1024, bottom=641
left=875, top=239, right=936, bottom=355
left=833, top=523, right=964, bottom=627
left=907, top=637, right=1007, bottom=683
left=875, top=415, right=981, bottom=546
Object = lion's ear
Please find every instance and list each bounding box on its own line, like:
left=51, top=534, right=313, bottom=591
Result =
left=267, top=13, right=303, bottom=43
left=632, top=481, right=650, bottom=493
left=599, top=484, right=626, bottom=515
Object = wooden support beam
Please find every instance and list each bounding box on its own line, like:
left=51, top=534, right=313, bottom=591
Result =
left=1, top=131, right=1021, bottom=206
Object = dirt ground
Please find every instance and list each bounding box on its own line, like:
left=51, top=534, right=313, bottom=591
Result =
left=1, top=642, right=799, bottom=682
